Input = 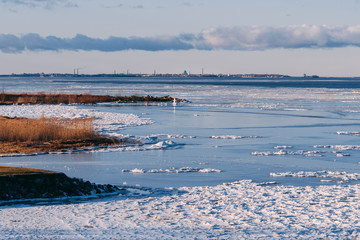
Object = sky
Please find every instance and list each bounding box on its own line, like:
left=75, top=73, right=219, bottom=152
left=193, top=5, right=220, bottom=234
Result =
left=1, top=0, right=360, bottom=76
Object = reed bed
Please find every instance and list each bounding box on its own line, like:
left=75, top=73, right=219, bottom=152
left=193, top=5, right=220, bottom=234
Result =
left=0, top=116, right=97, bottom=142
left=0, top=93, right=113, bottom=105
left=0, top=92, right=180, bottom=105
left=0, top=116, right=128, bottom=154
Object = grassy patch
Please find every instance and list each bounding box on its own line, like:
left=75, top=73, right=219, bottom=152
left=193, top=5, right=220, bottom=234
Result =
left=0, top=166, right=57, bottom=176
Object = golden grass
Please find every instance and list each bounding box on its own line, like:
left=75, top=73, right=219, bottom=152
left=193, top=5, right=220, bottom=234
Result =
left=0, top=116, right=96, bottom=142
left=0, top=166, right=57, bottom=176
left=0, top=116, right=127, bottom=154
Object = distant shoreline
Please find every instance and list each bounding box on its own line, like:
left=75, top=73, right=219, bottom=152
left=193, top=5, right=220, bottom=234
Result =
left=0, top=73, right=306, bottom=78
left=1, top=73, right=360, bottom=79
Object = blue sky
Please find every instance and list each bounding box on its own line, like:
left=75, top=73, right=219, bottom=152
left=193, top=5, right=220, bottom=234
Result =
left=1, top=0, right=360, bottom=76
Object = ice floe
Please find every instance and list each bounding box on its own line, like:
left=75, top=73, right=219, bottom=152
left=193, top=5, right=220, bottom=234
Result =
left=252, top=150, right=324, bottom=157
left=97, top=140, right=182, bottom=153
left=274, top=145, right=293, bottom=149
left=270, top=170, right=360, bottom=183
left=337, top=131, right=360, bottom=136
left=252, top=144, right=360, bottom=158
left=142, top=140, right=180, bottom=150
left=211, top=135, right=262, bottom=139
left=123, top=167, right=222, bottom=174
left=336, top=153, right=351, bottom=157
left=135, top=134, right=194, bottom=146
left=230, top=102, right=287, bottom=110
left=150, top=134, right=196, bottom=139
left=314, top=145, right=360, bottom=151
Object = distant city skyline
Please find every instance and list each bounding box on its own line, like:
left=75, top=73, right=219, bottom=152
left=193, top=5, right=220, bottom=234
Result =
left=1, top=0, right=360, bottom=77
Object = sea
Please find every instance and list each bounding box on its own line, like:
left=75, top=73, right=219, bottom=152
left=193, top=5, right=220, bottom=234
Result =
left=2, top=76, right=360, bottom=188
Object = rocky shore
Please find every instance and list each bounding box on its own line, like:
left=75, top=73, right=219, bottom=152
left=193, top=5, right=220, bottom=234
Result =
left=0, top=166, right=123, bottom=201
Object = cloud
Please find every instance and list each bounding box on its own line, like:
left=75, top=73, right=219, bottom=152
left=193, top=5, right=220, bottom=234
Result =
left=1, top=0, right=78, bottom=9
left=132, top=4, right=144, bottom=9
left=0, top=33, right=194, bottom=53
left=199, top=25, right=360, bottom=50
left=1, top=25, right=360, bottom=53
left=182, top=2, right=192, bottom=6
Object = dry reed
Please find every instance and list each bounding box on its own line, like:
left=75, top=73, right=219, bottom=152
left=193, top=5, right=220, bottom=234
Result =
left=0, top=93, right=113, bottom=105
left=0, top=116, right=97, bottom=142
left=0, top=92, right=179, bottom=105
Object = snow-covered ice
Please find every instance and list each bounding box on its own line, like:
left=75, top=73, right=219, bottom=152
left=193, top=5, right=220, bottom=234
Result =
left=150, top=134, right=196, bottom=139
left=274, top=145, right=293, bottom=149
left=314, top=145, right=360, bottom=151
left=251, top=149, right=325, bottom=157
left=211, top=135, right=262, bottom=139
left=123, top=167, right=222, bottom=174
left=270, top=171, right=360, bottom=183
left=337, top=131, right=360, bottom=136
left=2, top=180, right=360, bottom=239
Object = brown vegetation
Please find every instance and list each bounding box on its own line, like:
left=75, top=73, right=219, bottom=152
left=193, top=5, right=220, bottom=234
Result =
left=0, top=166, right=56, bottom=176
left=0, top=116, right=127, bottom=155
left=0, top=115, right=96, bottom=142
left=0, top=92, right=182, bottom=105
left=0, top=93, right=112, bottom=105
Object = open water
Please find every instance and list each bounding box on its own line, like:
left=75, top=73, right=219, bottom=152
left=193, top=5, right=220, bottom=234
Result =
left=1, top=76, right=360, bottom=187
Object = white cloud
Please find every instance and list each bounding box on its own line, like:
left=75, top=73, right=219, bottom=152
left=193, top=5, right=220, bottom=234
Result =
left=1, top=0, right=78, bottom=9
left=198, top=25, right=360, bottom=50
left=1, top=25, right=360, bottom=53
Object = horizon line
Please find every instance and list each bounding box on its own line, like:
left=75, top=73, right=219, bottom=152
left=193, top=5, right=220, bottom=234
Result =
left=1, top=72, right=360, bottom=78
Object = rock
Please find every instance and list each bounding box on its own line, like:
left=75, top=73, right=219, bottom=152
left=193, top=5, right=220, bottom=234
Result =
left=0, top=172, right=122, bottom=201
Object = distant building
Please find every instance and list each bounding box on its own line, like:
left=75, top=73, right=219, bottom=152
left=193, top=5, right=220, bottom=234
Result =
left=183, top=70, right=189, bottom=76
